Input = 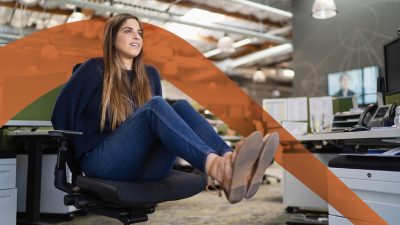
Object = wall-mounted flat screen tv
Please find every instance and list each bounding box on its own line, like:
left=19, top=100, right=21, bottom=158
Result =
left=327, top=66, right=379, bottom=105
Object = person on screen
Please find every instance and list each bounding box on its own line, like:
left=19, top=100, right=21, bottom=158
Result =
left=335, top=73, right=356, bottom=97
left=51, top=13, right=280, bottom=204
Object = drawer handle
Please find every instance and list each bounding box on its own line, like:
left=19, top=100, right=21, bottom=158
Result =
left=0, top=170, right=10, bottom=177
left=0, top=195, right=11, bottom=201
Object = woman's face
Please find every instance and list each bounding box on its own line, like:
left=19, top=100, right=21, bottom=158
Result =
left=115, top=18, right=143, bottom=61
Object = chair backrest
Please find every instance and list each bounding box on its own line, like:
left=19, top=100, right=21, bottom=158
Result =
left=72, top=63, right=82, bottom=73
left=68, top=63, right=83, bottom=185
left=55, top=63, right=84, bottom=188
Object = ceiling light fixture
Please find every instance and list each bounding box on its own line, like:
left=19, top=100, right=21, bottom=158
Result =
left=181, top=8, right=225, bottom=26
left=282, top=69, right=295, bottom=78
left=272, top=87, right=281, bottom=97
left=312, top=0, right=338, bottom=19
left=19, top=0, right=39, bottom=7
left=253, top=67, right=266, bottom=82
left=67, top=8, right=86, bottom=23
left=217, top=34, right=235, bottom=53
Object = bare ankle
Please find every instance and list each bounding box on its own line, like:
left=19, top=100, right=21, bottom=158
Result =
left=205, top=153, right=220, bottom=177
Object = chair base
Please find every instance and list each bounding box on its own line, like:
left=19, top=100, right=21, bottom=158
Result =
left=50, top=126, right=207, bottom=225
left=65, top=193, right=155, bottom=224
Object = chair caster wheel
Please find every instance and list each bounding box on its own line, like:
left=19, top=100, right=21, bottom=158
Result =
left=77, top=210, right=89, bottom=216
left=63, top=213, right=74, bottom=221
left=286, top=206, right=299, bottom=213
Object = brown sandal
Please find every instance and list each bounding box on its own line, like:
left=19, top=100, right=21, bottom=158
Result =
left=205, top=156, right=226, bottom=198
left=206, top=131, right=263, bottom=204
left=245, top=132, right=279, bottom=199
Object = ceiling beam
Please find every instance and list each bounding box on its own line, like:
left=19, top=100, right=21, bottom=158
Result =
left=216, top=43, right=293, bottom=71
left=57, top=0, right=289, bottom=43
left=0, top=1, right=72, bottom=16
left=157, top=0, right=285, bottom=27
left=205, top=25, right=291, bottom=59
left=225, top=0, right=292, bottom=19
left=230, top=43, right=293, bottom=68
left=228, top=41, right=273, bottom=59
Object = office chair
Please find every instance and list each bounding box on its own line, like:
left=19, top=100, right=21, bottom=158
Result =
left=49, top=129, right=206, bottom=224
left=49, top=63, right=206, bottom=224
left=262, top=173, right=281, bottom=185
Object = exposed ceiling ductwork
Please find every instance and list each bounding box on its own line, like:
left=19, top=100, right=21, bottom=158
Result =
left=204, top=25, right=292, bottom=58
left=225, top=0, right=292, bottom=19
left=57, top=0, right=289, bottom=44
left=0, top=25, right=36, bottom=36
left=0, top=0, right=294, bottom=87
left=217, top=43, right=293, bottom=71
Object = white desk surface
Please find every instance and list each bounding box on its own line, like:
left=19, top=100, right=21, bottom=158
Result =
left=221, top=135, right=242, bottom=142
left=6, top=131, right=242, bottom=140
left=6, top=130, right=51, bottom=136
left=7, top=128, right=400, bottom=141
left=295, top=128, right=400, bottom=141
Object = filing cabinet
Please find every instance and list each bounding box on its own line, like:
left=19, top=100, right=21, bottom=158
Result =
left=16, top=154, right=76, bottom=214
left=0, top=152, right=17, bottom=225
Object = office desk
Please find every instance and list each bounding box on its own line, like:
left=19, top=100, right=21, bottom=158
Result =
left=294, top=129, right=400, bottom=225
left=8, top=130, right=51, bottom=225
left=295, top=128, right=400, bottom=141
left=283, top=128, right=400, bottom=213
left=221, top=135, right=242, bottom=142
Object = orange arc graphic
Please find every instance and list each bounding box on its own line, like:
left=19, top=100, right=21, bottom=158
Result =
left=0, top=19, right=387, bottom=225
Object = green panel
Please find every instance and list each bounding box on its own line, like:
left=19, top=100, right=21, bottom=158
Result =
left=12, top=85, right=63, bottom=121
left=332, top=99, right=339, bottom=114
left=385, top=93, right=400, bottom=105
left=332, top=97, right=354, bottom=113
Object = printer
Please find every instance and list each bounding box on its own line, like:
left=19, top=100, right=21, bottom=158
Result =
left=328, top=154, right=400, bottom=224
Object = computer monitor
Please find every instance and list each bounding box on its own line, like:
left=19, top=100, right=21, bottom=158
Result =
left=327, top=66, right=379, bottom=105
left=384, top=36, right=400, bottom=95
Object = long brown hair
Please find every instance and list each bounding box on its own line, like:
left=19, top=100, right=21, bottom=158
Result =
left=101, top=14, right=152, bottom=131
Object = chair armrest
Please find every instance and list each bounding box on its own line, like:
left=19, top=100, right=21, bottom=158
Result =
left=50, top=130, right=83, bottom=194
left=49, top=130, right=83, bottom=137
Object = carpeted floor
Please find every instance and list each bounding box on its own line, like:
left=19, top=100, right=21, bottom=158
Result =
left=56, top=183, right=287, bottom=225
left=54, top=165, right=289, bottom=225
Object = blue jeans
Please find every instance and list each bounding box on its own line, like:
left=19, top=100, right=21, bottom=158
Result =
left=81, top=96, right=232, bottom=181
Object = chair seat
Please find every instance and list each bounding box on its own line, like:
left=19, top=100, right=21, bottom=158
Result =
left=76, top=170, right=207, bottom=207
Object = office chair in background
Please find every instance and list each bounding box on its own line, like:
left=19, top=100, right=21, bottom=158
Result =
left=262, top=172, right=281, bottom=185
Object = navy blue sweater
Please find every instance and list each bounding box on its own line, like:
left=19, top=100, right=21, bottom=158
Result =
left=51, top=58, right=162, bottom=158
